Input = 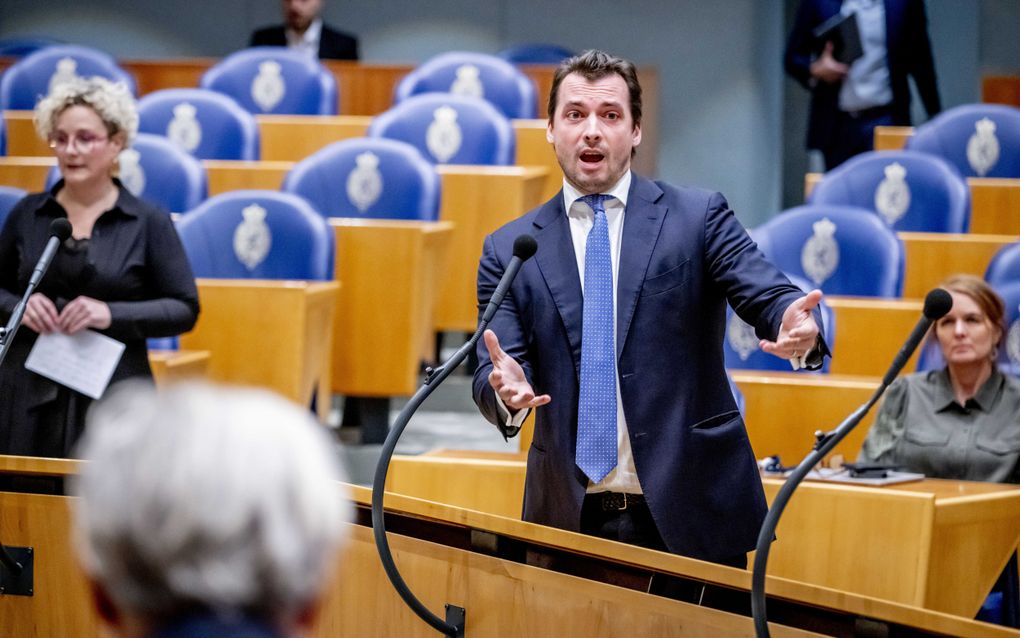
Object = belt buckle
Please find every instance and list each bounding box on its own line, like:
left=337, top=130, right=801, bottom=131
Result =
left=602, top=492, right=628, bottom=511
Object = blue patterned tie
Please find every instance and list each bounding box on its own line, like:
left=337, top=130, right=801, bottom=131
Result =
left=575, top=194, right=617, bottom=483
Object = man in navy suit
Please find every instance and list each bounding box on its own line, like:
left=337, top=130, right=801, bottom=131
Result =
left=250, top=0, right=359, bottom=61
left=785, top=0, right=940, bottom=169
left=473, top=50, right=828, bottom=567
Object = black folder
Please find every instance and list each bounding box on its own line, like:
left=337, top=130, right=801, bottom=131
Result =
left=812, top=12, right=863, bottom=65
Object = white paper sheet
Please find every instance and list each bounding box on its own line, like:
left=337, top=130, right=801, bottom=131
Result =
left=25, top=330, right=126, bottom=400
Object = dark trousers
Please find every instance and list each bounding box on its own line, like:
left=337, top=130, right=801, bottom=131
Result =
left=821, top=105, right=895, bottom=171
left=580, top=492, right=749, bottom=610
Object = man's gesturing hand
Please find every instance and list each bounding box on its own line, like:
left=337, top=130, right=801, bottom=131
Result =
left=484, top=329, right=551, bottom=413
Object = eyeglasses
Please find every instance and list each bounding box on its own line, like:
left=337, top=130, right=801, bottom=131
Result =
left=48, top=132, right=109, bottom=153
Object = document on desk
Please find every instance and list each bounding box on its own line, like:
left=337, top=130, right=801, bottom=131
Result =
left=25, top=330, right=125, bottom=399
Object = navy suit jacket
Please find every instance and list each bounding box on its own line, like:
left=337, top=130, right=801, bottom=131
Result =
left=784, top=0, right=941, bottom=151
left=249, top=23, right=359, bottom=61
left=472, top=175, right=824, bottom=561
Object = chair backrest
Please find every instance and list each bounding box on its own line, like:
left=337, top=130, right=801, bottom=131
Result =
left=176, top=190, right=333, bottom=280
left=137, top=88, right=260, bottom=161
left=497, top=43, right=576, bottom=65
left=809, top=150, right=970, bottom=233
left=0, top=186, right=27, bottom=230
left=368, top=92, right=515, bottom=165
left=395, top=51, right=537, bottom=119
left=0, top=37, right=62, bottom=58
left=45, top=133, right=207, bottom=213
left=985, top=241, right=1020, bottom=288
left=282, top=137, right=440, bottom=221
left=918, top=280, right=1020, bottom=374
left=724, top=274, right=834, bottom=372
left=754, top=204, right=904, bottom=297
left=906, top=104, right=1020, bottom=178
left=0, top=44, right=137, bottom=110
left=200, top=47, right=338, bottom=116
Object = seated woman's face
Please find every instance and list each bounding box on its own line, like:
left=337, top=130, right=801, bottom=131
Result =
left=49, top=105, right=123, bottom=187
left=935, top=291, right=1001, bottom=367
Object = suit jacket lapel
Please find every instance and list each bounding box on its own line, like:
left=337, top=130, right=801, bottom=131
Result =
left=533, top=194, right=584, bottom=374
left=617, top=177, right=667, bottom=358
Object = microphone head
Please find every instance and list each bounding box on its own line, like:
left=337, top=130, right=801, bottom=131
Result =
left=512, top=234, right=538, bottom=261
left=50, top=218, right=73, bottom=242
left=923, top=288, right=953, bottom=320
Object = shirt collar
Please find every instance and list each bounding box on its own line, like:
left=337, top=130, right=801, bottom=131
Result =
left=37, top=179, right=140, bottom=219
left=562, top=171, right=631, bottom=215
left=932, top=366, right=1004, bottom=412
left=288, top=18, right=322, bottom=47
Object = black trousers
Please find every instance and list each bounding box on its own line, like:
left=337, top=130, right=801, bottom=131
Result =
left=580, top=492, right=750, bottom=611
left=821, top=104, right=895, bottom=171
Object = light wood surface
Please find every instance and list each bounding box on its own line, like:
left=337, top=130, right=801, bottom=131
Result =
left=434, top=165, right=548, bottom=332
left=900, top=231, right=1015, bottom=297
left=147, top=349, right=209, bottom=385
left=0, top=156, right=53, bottom=190
left=1, top=455, right=1012, bottom=637
left=874, top=125, right=914, bottom=151
left=826, top=296, right=925, bottom=375
left=983, top=76, right=1020, bottom=108
left=2, top=110, right=47, bottom=156
left=178, top=279, right=337, bottom=418
left=329, top=219, right=452, bottom=396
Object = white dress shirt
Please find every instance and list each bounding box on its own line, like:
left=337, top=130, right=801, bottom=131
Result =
left=285, top=18, right=322, bottom=60
left=839, top=0, right=894, bottom=112
left=497, top=172, right=643, bottom=494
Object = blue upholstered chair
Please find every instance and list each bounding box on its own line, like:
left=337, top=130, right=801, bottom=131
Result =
left=497, top=43, right=576, bottom=65
left=0, top=186, right=27, bottom=229
left=137, top=88, right=260, bottom=161
left=906, top=104, right=1020, bottom=178
left=985, top=241, right=1020, bottom=288
left=282, top=137, right=440, bottom=221
left=0, top=44, right=136, bottom=110
left=754, top=205, right=904, bottom=297
left=369, top=93, right=515, bottom=165
left=395, top=51, right=538, bottom=119
left=809, top=150, right=971, bottom=233
left=0, top=37, right=61, bottom=58
left=45, top=133, right=207, bottom=213
left=724, top=275, right=834, bottom=373
left=176, top=190, right=333, bottom=281
left=200, top=47, right=338, bottom=115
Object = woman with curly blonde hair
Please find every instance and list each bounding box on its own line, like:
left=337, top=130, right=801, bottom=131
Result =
left=0, top=77, right=199, bottom=459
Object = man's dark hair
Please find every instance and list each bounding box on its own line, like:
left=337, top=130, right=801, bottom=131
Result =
left=546, top=49, right=642, bottom=128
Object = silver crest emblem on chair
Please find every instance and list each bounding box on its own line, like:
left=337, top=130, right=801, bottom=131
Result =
left=726, top=313, right=759, bottom=361
left=450, top=64, right=484, bottom=99
left=48, top=57, right=80, bottom=93
left=426, top=105, right=462, bottom=163
left=967, top=117, right=1000, bottom=177
left=346, top=151, right=383, bottom=213
left=251, top=60, right=286, bottom=112
left=801, top=217, right=839, bottom=286
left=118, top=148, right=146, bottom=196
left=234, top=203, right=272, bottom=270
left=874, top=162, right=911, bottom=225
left=167, top=102, right=203, bottom=153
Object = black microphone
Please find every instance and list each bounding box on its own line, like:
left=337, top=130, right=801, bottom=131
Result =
left=28, top=218, right=73, bottom=289
left=480, top=234, right=538, bottom=324
left=751, top=287, right=954, bottom=638
left=881, top=288, right=953, bottom=386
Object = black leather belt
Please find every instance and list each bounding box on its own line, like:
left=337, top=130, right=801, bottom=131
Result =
left=589, top=491, right=645, bottom=511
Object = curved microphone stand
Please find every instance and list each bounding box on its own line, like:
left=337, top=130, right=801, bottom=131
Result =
left=749, top=288, right=953, bottom=637
left=370, top=235, right=537, bottom=637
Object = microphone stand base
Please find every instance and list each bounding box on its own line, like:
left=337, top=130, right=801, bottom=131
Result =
left=444, top=604, right=466, bottom=637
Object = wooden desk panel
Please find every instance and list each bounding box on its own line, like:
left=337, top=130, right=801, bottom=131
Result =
left=970, top=178, right=1020, bottom=234
left=147, top=349, right=209, bottom=385
left=983, top=76, right=1020, bottom=108
left=435, top=165, right=548, bottom=332
left=204, top=159, right=290, bottom=193
left=329, top=219, right=452, bottom=396
left=874, top=125, right=914, bottom=151
left=827, top=296, right=925, bottom=376
left=900, top=231, right=1015, bottom=298
left=2, top=110, right=48, bottom=157
left=257, top=114, right=372, bottom=161
left=0, top=156, right=53, bottom=190
left=178, top=279, right=337, bottom=418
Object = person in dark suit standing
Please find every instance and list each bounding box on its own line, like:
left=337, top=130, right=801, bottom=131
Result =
left=250, top=0, right=359, bottom=61
left=473, top=50, right=828, bottom=569
left=785, top=0, right=941, bottom=169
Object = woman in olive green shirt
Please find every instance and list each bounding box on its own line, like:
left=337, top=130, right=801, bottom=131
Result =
left=859, top=275, right=1020, bottom=483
